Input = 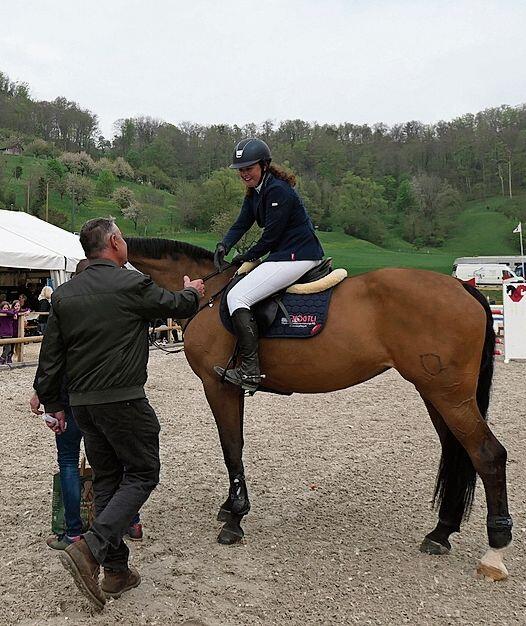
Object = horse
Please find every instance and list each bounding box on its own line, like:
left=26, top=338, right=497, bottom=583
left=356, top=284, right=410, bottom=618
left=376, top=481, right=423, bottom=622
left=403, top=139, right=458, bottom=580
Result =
left=126, top=237, right=513, bottom=581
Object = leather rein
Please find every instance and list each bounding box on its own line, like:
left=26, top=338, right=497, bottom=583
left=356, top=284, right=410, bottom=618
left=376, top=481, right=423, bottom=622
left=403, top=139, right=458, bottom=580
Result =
left=149, top=263, right=234, bottom=354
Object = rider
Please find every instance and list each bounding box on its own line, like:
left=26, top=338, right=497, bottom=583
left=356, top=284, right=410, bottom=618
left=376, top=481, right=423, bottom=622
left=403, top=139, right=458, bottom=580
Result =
left=214, top=138, right=324, bottom=391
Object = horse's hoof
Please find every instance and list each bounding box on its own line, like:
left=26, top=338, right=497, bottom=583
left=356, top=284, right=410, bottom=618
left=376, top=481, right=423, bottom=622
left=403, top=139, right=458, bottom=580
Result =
left=476, top=548, right=509, bottom=581
left=476, top=562, right=508, bottom=581
left=217, top=507, right=231, bottom=523
left=419, top=537, right=450, bottom=555
left=217, top=526, right=244, bottom=545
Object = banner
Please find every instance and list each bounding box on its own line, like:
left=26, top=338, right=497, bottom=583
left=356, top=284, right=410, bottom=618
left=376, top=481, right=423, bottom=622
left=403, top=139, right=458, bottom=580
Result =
left=503, top=283, right=526, bottom=362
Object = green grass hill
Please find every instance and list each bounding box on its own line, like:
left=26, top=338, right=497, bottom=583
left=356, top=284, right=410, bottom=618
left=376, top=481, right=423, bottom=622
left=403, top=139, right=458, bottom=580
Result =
left=1, top=154, right=522, bottom=276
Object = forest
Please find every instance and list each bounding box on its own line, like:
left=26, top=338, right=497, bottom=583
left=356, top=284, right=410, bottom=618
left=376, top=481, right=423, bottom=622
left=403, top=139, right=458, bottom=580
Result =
left=1, top=69, right=525, bottom=252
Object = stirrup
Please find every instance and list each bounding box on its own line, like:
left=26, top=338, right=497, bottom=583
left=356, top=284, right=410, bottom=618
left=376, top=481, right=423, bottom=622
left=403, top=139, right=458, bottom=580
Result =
left=213, top=366, right=265, bottom=396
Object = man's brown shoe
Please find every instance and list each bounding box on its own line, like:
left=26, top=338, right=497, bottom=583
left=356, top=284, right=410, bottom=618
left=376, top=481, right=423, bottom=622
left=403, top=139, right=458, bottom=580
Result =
left=101, top=566, right=141, bottom=598
left=58, top=538, right=105, bottom=611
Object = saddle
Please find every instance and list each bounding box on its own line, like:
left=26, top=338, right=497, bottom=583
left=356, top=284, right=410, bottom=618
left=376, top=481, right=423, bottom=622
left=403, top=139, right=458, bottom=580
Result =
left=219, top=258, right=347, bottom=338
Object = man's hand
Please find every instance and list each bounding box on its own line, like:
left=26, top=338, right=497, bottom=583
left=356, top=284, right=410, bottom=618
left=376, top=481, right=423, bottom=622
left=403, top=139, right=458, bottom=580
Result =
left=46, top=410, right=67, bottom=434
left=184, top=275, right=205, bottom=297
left=30, top=392, right=43, bottom=415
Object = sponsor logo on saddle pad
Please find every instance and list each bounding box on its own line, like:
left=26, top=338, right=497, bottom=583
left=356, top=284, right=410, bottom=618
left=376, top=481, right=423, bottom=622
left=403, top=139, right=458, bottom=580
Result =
left=281, top=313, right=318, bottom=326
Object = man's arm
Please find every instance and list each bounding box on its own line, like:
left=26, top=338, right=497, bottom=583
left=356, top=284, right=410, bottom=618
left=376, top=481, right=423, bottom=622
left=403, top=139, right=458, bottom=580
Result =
left=136, top=275, right=202, bottom=320
left=33, top=309, right=66, bottom=413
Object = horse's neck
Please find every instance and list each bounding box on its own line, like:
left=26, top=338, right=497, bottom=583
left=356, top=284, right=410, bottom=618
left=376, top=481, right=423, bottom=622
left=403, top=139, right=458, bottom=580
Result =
left=131, top=255, right=215, bottom=292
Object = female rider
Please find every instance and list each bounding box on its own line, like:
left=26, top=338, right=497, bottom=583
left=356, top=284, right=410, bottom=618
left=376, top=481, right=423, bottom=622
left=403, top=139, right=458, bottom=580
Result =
left=214, top=138, right=324, bottom=392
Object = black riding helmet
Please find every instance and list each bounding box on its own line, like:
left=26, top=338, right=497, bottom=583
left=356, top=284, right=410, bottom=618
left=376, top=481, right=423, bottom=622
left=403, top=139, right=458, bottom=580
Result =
left=230, top=138, right=271, bottom=169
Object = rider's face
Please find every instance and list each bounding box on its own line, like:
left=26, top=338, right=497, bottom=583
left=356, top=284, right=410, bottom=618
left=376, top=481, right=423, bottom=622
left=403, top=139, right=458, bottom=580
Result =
left=238, top=163, right=263, bottom=188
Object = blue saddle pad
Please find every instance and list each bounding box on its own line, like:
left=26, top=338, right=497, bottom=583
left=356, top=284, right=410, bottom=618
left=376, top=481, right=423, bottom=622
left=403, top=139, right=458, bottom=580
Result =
left=262, top=289, right=332, bottom=338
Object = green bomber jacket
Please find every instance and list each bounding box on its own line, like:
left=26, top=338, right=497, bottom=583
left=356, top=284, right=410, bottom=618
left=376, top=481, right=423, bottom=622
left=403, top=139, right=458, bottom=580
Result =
left=34, top=259, right=199, bottom=411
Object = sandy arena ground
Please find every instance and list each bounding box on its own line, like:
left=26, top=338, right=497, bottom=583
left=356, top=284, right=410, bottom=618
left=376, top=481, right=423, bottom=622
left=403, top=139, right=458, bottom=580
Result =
left=0, top=345, right=525, bottom=625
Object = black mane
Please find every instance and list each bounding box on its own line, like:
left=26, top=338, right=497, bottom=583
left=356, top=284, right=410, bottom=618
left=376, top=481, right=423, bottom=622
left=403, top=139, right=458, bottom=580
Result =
left=125, top=237, right=214, bottom=262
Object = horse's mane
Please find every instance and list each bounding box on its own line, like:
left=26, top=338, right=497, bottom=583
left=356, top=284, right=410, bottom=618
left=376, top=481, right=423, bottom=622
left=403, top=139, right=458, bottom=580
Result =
left=125, top=237, right=214, bottom=262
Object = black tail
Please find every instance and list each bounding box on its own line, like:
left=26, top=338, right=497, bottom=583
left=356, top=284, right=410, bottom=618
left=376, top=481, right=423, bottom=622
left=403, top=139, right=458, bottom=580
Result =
left=432, top=282, right=496, bottom=519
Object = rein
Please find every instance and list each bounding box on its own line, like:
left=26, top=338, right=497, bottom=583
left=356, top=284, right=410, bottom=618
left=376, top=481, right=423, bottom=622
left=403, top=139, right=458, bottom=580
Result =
left=182, top=263, right=234, bottom=334
left=149, top=263, right=235, bottom=354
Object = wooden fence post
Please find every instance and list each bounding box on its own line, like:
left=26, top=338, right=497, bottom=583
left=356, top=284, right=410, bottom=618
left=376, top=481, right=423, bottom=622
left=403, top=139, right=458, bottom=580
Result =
left=15, top=313, right=25, bottom=362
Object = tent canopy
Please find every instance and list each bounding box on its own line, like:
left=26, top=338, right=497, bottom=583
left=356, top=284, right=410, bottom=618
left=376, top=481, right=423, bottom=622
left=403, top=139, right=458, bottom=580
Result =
left=0, top=210, right=84, bottom=272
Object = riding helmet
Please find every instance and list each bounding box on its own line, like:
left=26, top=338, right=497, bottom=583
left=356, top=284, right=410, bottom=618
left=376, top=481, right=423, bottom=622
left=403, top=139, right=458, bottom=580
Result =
left=230, top=138, right=272, bottom=169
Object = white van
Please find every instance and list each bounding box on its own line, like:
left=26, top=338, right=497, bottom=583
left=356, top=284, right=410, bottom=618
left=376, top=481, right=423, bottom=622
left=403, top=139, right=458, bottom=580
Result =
left=453, top=263, right=525, bottom=285
left=474, top=264, right=524, bottom=285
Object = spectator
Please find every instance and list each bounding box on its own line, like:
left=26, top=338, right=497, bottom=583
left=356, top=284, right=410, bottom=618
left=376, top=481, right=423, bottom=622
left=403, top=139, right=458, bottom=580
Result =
left=18, top=293, right=29, bottom=311
left=0, top=301, right=15, bottom=365
left=37, top=286, right=53, bottom=335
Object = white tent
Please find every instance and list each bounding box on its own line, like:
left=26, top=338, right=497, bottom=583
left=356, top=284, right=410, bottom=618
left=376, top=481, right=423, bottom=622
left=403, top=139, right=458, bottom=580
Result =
left=0, top=210, right=84, bottom=285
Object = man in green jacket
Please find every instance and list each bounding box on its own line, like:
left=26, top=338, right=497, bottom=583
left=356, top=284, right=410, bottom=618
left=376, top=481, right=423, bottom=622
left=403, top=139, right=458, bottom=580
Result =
left=34, top=217, right=204, bottom=610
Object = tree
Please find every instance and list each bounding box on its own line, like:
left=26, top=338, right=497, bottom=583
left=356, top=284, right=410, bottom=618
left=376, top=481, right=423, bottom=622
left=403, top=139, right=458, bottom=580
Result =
left=93, top=157, right=114, bottom=174
left=198, top=168, right=245, bottom=230
left=113, top=156, right=134, bottom=180
left=96, top=169, right=116, bottom=197
left=174, top=180, right=201, bottom=229
left=211, top=209, right=260, bottom=253
left=66, top=173, right=94, bottom=205
left=25, top=138, right=55, bottom=158
left=46, top=158, right=67, bottom=199
left=112, top=186, right=136, bottom=210
left=13, top=165, right=22, bottom=179
left=333, top=173, right=387, bottom=245
left=404, top=174, right=462, bottom=246
left=121, top=202, right=143, bottom=231
left=59, top=151, right=95, bottom=175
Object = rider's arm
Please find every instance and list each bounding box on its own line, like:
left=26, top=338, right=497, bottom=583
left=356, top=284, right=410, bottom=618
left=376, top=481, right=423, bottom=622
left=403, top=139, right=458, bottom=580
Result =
left=222, top=196, right=255, bottom=253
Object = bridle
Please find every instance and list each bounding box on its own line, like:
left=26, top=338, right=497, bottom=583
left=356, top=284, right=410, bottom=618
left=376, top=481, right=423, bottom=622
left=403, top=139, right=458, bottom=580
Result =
left=149, top=262, right=235, bottom=354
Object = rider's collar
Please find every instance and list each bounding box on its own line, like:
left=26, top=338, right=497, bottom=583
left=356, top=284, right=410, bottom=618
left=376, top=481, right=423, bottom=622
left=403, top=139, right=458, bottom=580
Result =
left=255, top=171, right=269, bottom=194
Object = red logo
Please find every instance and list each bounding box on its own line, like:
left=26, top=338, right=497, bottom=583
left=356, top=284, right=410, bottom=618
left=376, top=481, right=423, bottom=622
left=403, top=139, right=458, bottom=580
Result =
left=506, top=284, right=526, bottom=302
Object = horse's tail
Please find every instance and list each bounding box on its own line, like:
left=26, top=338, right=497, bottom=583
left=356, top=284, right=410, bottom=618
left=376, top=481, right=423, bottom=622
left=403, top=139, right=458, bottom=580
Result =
left=432, top=282, right=495, bottom=519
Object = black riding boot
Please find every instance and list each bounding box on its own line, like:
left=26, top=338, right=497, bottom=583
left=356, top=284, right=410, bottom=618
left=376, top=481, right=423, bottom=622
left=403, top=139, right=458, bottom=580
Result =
left=221, top=308, right=263, bottom=392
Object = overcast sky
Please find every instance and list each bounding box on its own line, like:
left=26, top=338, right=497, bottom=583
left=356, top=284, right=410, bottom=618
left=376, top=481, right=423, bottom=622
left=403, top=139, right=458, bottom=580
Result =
left=2, top=0, right=526, bottom=139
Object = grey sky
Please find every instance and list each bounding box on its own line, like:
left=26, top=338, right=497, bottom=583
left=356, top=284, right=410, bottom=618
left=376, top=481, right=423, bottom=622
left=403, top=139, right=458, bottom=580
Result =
left=2, top=0, right=525, bottom=139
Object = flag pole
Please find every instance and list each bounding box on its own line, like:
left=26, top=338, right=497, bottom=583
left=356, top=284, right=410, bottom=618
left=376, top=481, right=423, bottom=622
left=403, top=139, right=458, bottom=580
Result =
left=520, top=226, right=524, bottom=279
left=514, top=222, right=524, bottom=278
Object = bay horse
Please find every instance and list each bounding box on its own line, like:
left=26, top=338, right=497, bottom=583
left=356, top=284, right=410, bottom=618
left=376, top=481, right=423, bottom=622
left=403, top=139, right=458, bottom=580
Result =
left=126, top=237, right=513, bottom=581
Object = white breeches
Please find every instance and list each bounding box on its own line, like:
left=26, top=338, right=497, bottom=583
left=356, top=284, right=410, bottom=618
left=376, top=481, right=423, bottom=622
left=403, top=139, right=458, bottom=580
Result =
left=227, top=260, right=321, bottom=314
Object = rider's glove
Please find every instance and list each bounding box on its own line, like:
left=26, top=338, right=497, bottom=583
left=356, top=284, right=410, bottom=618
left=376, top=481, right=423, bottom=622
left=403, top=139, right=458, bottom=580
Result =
left=231, top=253, right=248, bottom=264
left=214, top=243, right=227, bottom=270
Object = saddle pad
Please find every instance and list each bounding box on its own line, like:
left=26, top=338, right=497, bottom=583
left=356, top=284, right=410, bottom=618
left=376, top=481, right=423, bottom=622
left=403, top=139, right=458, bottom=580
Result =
left=263, top=289, right=332, bottom=338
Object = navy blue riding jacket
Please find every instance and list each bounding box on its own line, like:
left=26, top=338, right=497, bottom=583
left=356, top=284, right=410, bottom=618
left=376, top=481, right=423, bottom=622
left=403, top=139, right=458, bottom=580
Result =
left=222, top=173, right=324, bottom=262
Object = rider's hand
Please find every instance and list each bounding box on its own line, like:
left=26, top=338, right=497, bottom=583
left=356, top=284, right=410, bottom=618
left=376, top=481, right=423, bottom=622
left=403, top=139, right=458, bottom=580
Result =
left=184, top=275, right=205, bottom=297
left=214, top=243, right=227, bottom=270
left=231, top=253, right=248, bottom=265
left=30, top=392, right=43, bottom=415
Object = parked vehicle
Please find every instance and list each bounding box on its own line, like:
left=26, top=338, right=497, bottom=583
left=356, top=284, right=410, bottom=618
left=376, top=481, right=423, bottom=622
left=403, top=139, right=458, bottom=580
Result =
left=453, top=263, right=525, bottom=285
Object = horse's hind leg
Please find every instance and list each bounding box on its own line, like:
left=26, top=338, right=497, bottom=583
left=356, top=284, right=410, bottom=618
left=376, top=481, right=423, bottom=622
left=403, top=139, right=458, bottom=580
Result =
left=426, top=392, right=512, bottom=580
left=202, top=376, right=250, bottom=545
left=420, top=398, right=472, bottom=555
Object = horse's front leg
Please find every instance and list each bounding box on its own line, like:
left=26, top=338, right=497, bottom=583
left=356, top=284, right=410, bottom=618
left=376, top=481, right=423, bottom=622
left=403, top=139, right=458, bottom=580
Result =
left=203, top=377, right=250, bottom=545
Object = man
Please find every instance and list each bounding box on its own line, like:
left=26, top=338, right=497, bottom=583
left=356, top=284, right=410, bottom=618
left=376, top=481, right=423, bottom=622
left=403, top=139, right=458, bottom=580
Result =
left=34, top=217, right=204, bottom=610
left=31, top=259, right=144, bottom=552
